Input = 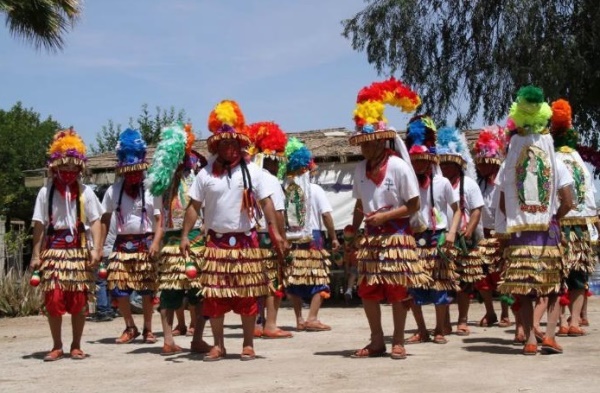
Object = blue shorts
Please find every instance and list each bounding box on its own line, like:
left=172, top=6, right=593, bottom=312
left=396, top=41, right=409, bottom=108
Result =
left=111, top=288, right=154, bottom=298
left=287, top=284, right=329, bottom=300
left=409, top=288, right=453, bottom=306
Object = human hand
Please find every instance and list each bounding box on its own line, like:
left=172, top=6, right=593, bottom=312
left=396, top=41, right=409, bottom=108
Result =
left=180, top=237, right=191, bottom=257
left=29, top=256, right=41, bottom=271
left=331, top=239, right=341, bottom=252
left=364, top=212, right=387, bottom=227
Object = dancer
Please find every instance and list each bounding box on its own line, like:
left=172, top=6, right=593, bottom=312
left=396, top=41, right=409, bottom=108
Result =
left=30, top=128, right=104, bottom=361
left=180, top=100, right=285, bottom=361
left=146, top=123, right=211, bottom=355
left=284, top=138, right=337, bottom=332
left=437, top=126, right=484, bottom=336
left=405, top=116, right=461, bottom=345
left=246, top=121, right=292, bottom=338
left=347, top=78, right=427, bottom=359
left=496, top=86, right=573, bottom=355
left=102, top=129, right=162, bottom=344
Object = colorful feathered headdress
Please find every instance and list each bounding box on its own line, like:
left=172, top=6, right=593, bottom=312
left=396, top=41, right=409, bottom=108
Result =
left=285, top=137, right=312, bottom=177
left=206, top=100, right=250, bottom=154
left=436, top=126, right=476, bottom=178
left=550, top=99, right=578, bottom=151
left=405, top=115, right=439, bottom=163
left=247, top=121, right=288, bottom=179
left=145, top=123, right=206, bottom=197
left=349, top=77, right=421, bottom=146
left=47, top=127, right=87, bottom=169
left=115, top=128, right=148, bottom=175
left=509, top=85, right=552, bottom=135
left=473, top=125, right=507, bottom=165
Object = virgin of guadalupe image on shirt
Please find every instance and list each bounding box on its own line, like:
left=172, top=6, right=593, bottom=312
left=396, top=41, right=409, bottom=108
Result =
left=516, top=145, right=552, bottom=213
left=562, top=159, right=586, bottom=212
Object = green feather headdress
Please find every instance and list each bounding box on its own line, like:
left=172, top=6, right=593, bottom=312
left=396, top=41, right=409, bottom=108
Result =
left=508, top=85, right=552, bottom=135
left=145, top=123, right=187, bottom=196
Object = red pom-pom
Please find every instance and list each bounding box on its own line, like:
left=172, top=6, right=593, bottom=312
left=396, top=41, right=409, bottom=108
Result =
left=30, top=271, right=41, bottom=287
left=559, top=292, right=570, bottom=306
left=185, top=262, right=198, bottom=279
left=98, top=265, right=108, bottom=280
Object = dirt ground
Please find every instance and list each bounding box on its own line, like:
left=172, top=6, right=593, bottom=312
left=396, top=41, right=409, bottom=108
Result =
left=0, top=298, right=599, bottom=393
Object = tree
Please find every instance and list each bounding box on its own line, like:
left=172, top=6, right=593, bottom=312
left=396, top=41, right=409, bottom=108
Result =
left=0, top=102, right=60, bottom=225
left=342, top=1, right=600, bottom=145
left=1, top=0, right=81, bottom=52
left=91, top=104, right=188, bottom=154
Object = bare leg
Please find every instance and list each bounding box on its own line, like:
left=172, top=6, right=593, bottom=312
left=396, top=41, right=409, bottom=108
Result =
left=434, top=304, right=449, bottom=339
left=117, top=296, right=136, bottom=328
left=479, top=289, right=497, bottom=321
left=160, top=308, right=176, bottom=346
left=288, top=293, right=304, bottom=326
left=70, top=311, right=85, bottom=350
left=361, top=299, right=385, bottom=349
left=174, top=304, right=185, bottom=330
left=391, top=301, right=408, bottom=345
left=263, top=295, right=281, bottom=331
left=209, top=315, right=225, bottom=350
left=409, top=302, right=429, bottom=337
left=142, top=294, right=154, bottom=331
left=513, top=304, right=524, bottom=340
left=188, top=304, right=196, bottom=330
left=48, top=315, right=63, bottom=350
left=241, top=314, right=256, bottom=349
left=500, top=301, right=510, bottom=322
left=533, top=297, right=547, bottom=332
left=191, top=301, right=207, bottom=343
left=581, top=294, right=588, bottom=321
left=519, top=295, right=536, bottom=345
left=545, top=294, right=559, bottom=340
left=457, top=291, right=470, bottom=332
left=568, top=289, right=585, bottom=328
left=306, top=293, right=323, bottom=322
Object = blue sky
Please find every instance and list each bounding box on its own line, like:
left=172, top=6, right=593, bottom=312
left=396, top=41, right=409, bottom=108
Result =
left=0, top=0, right=430, bottom=147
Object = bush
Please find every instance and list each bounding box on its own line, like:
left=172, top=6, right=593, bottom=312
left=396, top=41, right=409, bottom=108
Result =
left=0, top=268, right=43, bottom=317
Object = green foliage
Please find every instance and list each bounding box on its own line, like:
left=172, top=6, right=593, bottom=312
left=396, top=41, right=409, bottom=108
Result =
left=342, top=0, right=600, bottom=145
left=0, top=0, right=81, bottom=52
left=0, top=102, right=59, bottom=223
left=91, top=104, right=188, bottom=154
left=0, top=268, right=43, bottom=317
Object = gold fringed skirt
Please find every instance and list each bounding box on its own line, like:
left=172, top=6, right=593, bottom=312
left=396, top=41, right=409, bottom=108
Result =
left=158, top=228, right=204, bottom=291
left=561, top=221, right=595, bottom=275
left=414, top=230, right=459, bottom=291
left=455, top=237, right=485, bottom=283
left=499, top=223, right=563, bottom=296
left=199, top=230, right=269, bottom=298
left=107, top=233, right=158, bottom=292
left=285, top=244, right=331, bottom=287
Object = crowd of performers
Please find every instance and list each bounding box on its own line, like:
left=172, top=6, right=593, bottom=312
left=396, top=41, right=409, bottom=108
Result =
left=29, top=81, right=598, bottom=362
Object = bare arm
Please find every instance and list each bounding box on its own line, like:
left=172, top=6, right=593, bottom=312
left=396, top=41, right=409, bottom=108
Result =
left=87, top=219, right=102, bottom=267
left=100, top=212, right=112, bottom=252
left=446, top=201, right=461, bottom=244
left=364, top=196, right=420, bottom=227
left=29, top=221, right=45, bottom=270
left=463, top=207, right=482, bottom=239
left=322, top=212, right=339, bottom=251
left=352, top=199, right=364, bottom=232
left=149, top=213, right=163, bottom=258
left=180, top=199, right=201, bottom=256
left=259, top=196, right=285, bottom=252
left=556, top=185, right=574, bottom=221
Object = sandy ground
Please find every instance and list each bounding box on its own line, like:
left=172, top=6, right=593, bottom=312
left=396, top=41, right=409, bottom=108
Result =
left=1, top=298, right=599, bottom=393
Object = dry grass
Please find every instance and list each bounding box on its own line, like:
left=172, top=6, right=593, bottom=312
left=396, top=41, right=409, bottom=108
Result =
left=0, top=268, right=43, bottom=317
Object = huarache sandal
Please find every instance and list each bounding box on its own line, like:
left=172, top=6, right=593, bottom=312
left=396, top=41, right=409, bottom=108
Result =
left=512, top=334, right=526, bottom=345
left=498, top=317, right=512, bottom=328
left=390, top=345, right=407, bottom=360
left=405, top=333, right=431, bottom=344
left=203, top=346, right=226, bottom=362
left=142, top=328, right=157, bottom=344
left=190, top=340, right=213, bottom=354
left=296, top=322, right=306, bottom=331
left=115, top=326, right=140, bottom=344
left=541, top=337, right=563, bottom=354
left=523, top=343, right=538, bottom=356
left=580, top=318, right=590, bottom=327
left=262, top=328, right=293, bottom=339
left=171, top=325, right=187, bottom=337
left=240, top=346, right=256, bottom=361
left=254, top=326, right=264, bottom=338
left=568, top=326, right=586, bottom=336
left=161, top=343, right=183, bottom=356
left=456, top=325, right=471, bottom=336
left=479, top=313, right=498, bottom=327
left=186, top=327, right=195, bottom=337
left=433, top=334, right=448, bottom=344
left=556, top=326, right=569, bottom=337
left=70, top=348, right=85, bottom=360
left=305, top=320, right=331, bottom=332
left=533, top=328, right=545, bottom=343
left=43, top=348, right=64, bottom=362
left=350, top=346, right=386, bottom=358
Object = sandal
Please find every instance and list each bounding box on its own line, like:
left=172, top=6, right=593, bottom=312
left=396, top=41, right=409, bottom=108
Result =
left=556, top=326, right=569, bottom=337
left=456, top=325, right=471, bottom=336
left=43, top=348, right=64, bottom=362
left=171, top=325, right=187, bottom=337
left=186, top=327, right=195, bottom=337
left=390, top=344, right=407, bottom=360
left=161, top=343, right=183, bottom=356
left=523, top=343, right=538, bottom=356
left=262, top=328, right=293, bottom=339
left=203, top=346, right=226, bottom=362
left=240, top=346, right=256, bottom=361
left=350, top=345, right=386, bottom=358
left=568, top=326, right=586, bottom=337
left=254, top=326, right=264, bottom=338
left=541, top=337, right=563, bottom=354
left=433, top=334, right=448, bottom=344
left=512, top=334, right=526, bottom=345
left=533, top=328, right=545, bottom=343
left=498, top=317, right=512, bottom=328
left=580, top=318, right=589, bottom=327
left=405, top=333, right=431, bottom=344
left=142, top=329, right=157, bottom=344
left=305, top=320, right=331, bottom=332
left=70, top=348, right=86, bottom=360
left=115, top=326, right=140, bottom=344
left=190, top=340, right=212, bottom=354
left=296, top=322, right=306, bottom=332
left=479, top=313, right=498, bottom=327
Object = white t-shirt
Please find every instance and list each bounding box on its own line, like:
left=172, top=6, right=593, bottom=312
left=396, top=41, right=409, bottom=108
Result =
left=479, top=180, right=497, bottom=229
left=554, top=159, right=574, bottom=215
left=309, top=183, right=333, bottom=231
left=418, top=174, right=458, bottom=231
left=103, top=214, right=117, bottom=257
left=352, top=155, right=420, bottom=216
left=189, top=159, right=271, bottom=233
left=446, top=176, right=484, bottom=233
left=32, top=183, right=104, bottom=229
left=256, top=170, right=285, bottom=231
left=556, top=151, right=597, bottom=218
left=102, top=180, right=162, bottom=235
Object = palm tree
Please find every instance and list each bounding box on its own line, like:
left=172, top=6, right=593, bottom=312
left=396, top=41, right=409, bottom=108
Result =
left=1, top=0, right=81, bottom=52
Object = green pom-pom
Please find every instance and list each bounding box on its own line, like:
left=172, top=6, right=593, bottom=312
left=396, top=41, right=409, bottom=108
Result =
left=517, top=85, right=544, bottom=104
left=500, top=294, right=515, bottom=306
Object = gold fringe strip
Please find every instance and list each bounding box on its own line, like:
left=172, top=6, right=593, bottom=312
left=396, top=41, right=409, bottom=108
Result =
left=285, top=249, right=331, bottom=286
left=39, top=248, right=94, bottom=292
left=455, top=247, right=486, bottom=283
left=438, top=154, right=467, bottom=169
left=157, top=244, right=203, bottom=290
left=474, top=157, right=502, bottom=166
left=115, top=162, right=149, bottom=175
left=507, top=224, right=550, bottom=233
left=107, top=251, right=158, bottom=292
left=349, top=130, right=396, bottom=146
left=560, top=217, right=589, bottom=226
left=413, top=245, right=459, bottom=291
left=562, top=227, right=595, bottom=274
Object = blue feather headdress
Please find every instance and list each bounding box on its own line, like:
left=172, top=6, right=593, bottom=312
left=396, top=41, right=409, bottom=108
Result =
left=406, top=115, right=438, bottom=163
left=116, top=128, right=148, bottom=175
left=436, top=126, right=476, bottom=179
left=285, top=137, right=312, bottom=176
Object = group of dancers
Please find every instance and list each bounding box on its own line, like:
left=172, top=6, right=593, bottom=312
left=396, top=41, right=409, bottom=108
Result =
left=29, top=79, right=597, bottom=362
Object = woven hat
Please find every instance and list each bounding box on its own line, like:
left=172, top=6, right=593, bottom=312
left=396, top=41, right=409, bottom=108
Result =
left=509, top=85, right=552, bottom=135
left=349, top=77, right=421, bottom=146
left=115, top=128, right=148, bottom=175
left=146, top=123, right=206, bottom=196
left=206, top=100, right=250, bottom=154
left=550, top=99, right=578, bottom=151
left=473, top=125, right=507, bottom=166
left=406, top=115, right=439, bottom=164
left=47, top=127, right=87, bottom=169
